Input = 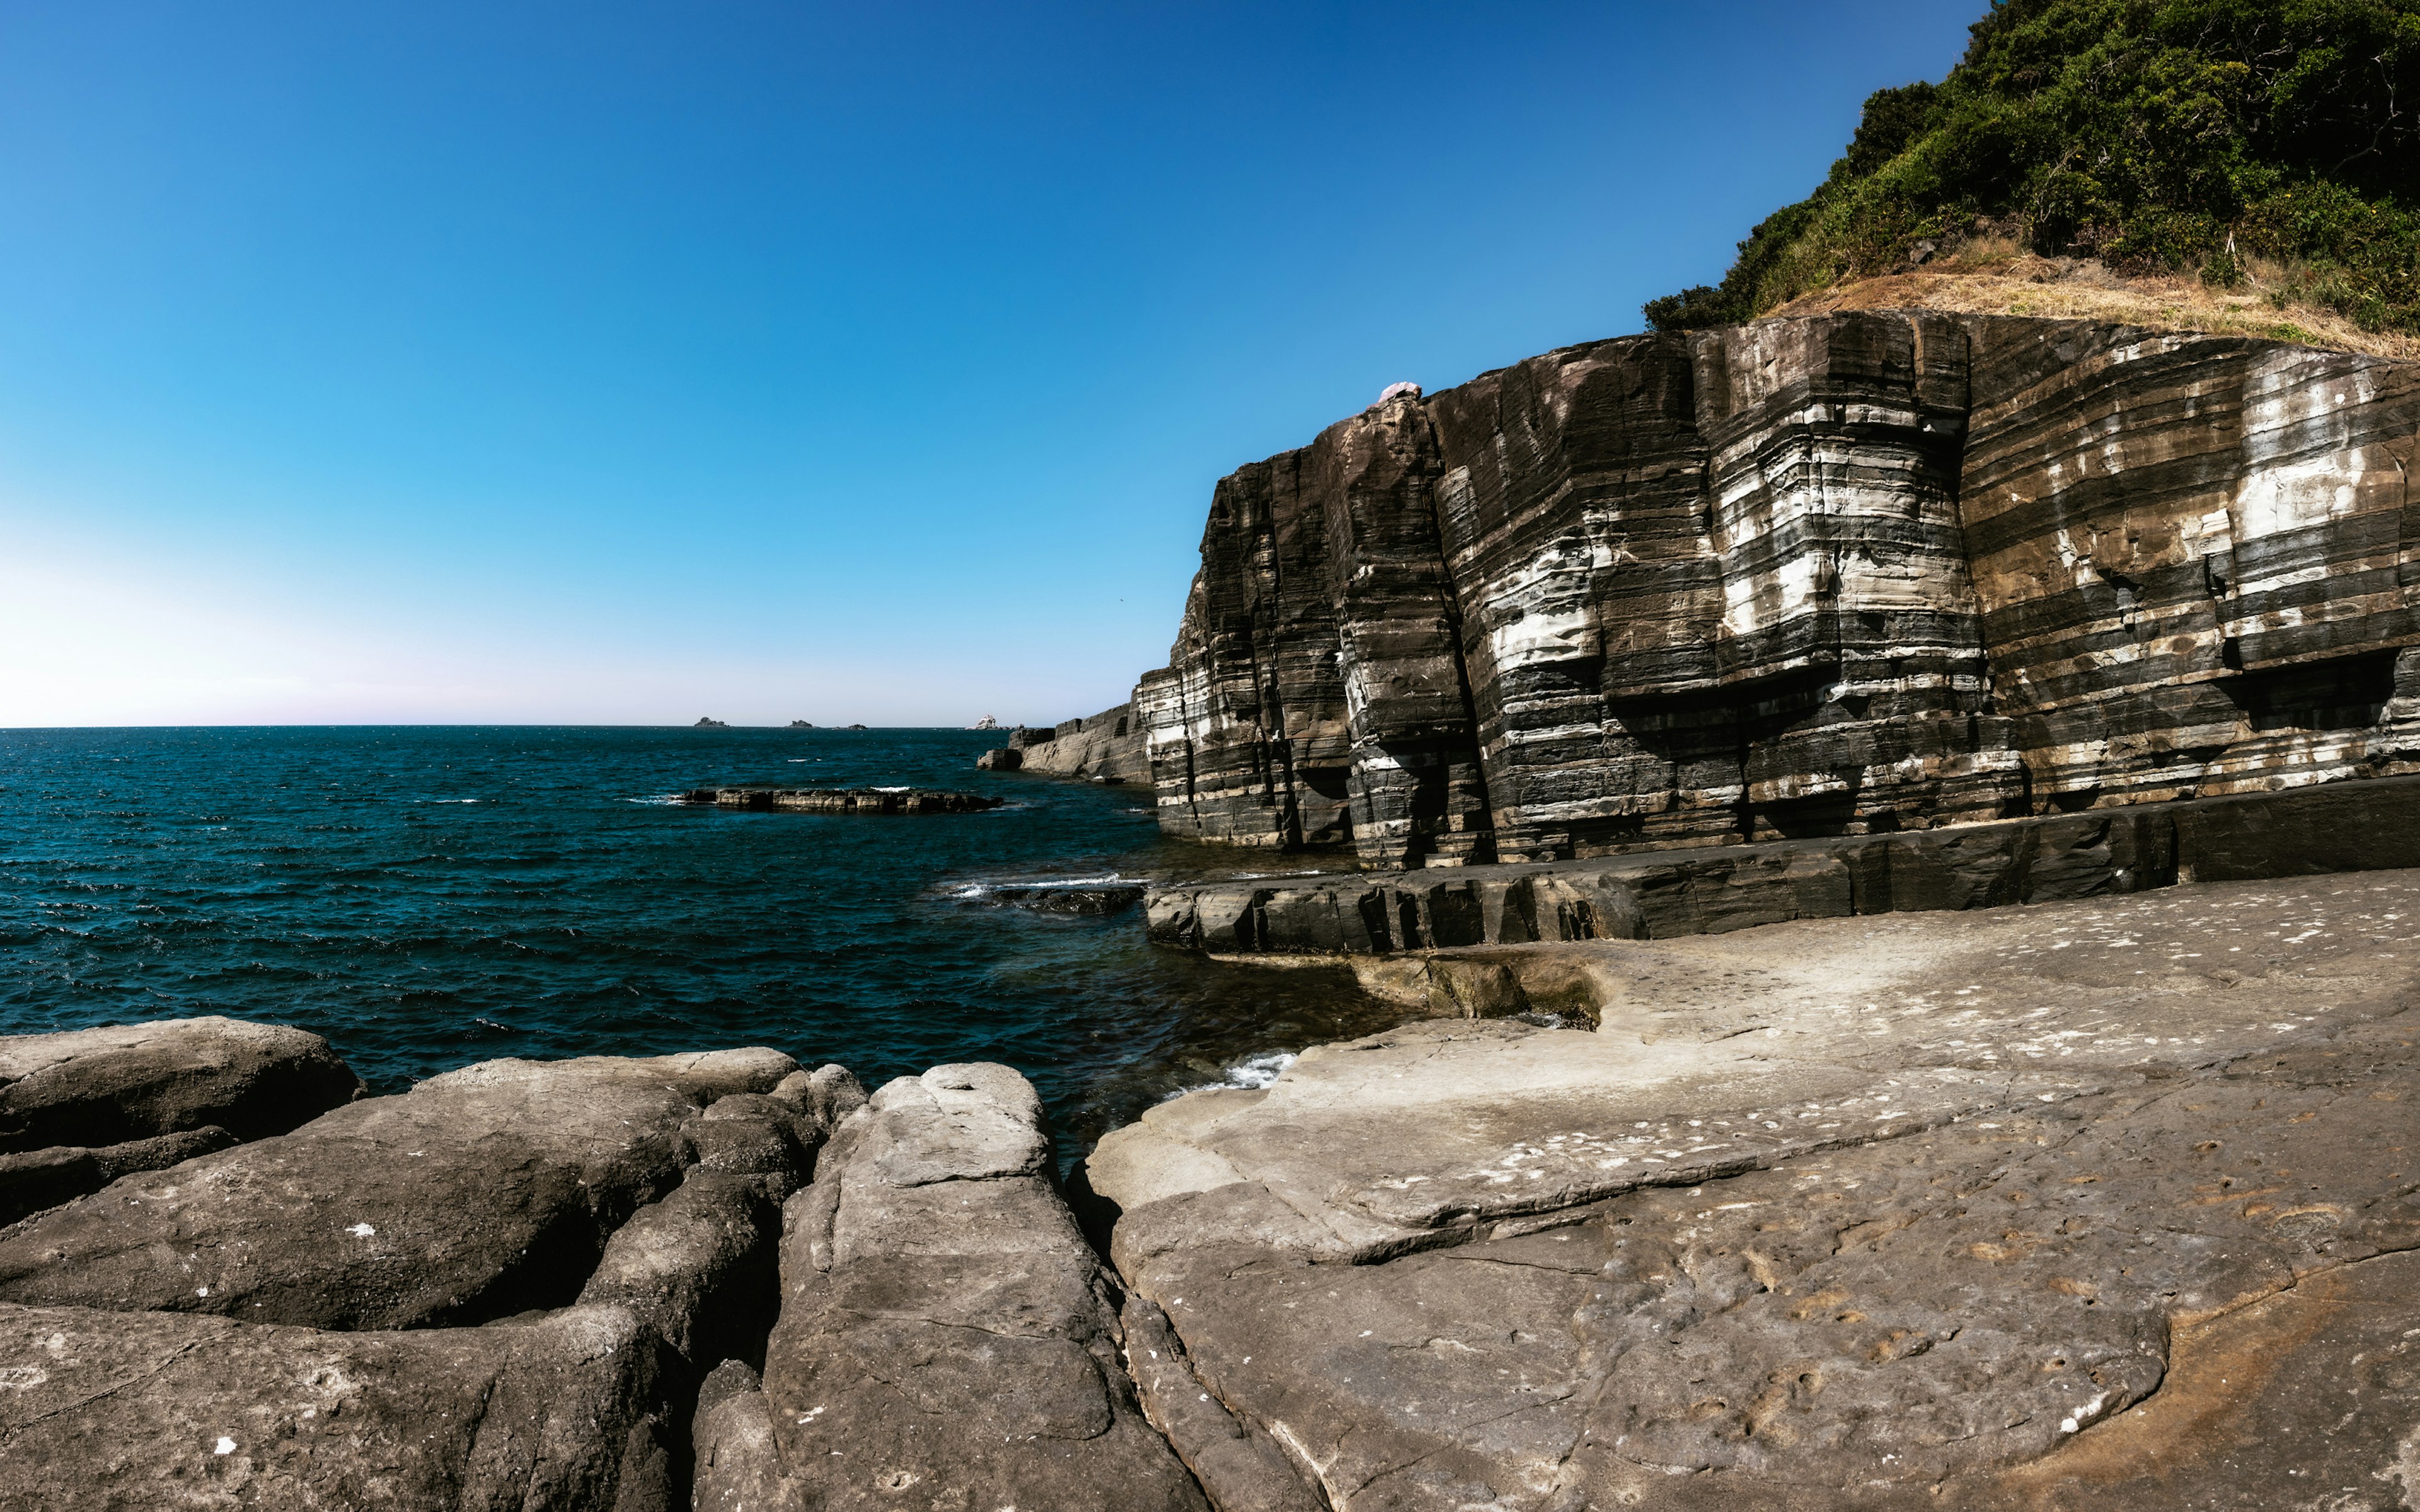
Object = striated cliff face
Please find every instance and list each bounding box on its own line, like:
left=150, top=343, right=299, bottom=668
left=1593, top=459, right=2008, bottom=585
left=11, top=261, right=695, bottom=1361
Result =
left=1138, top=312, right=2420, bottom=867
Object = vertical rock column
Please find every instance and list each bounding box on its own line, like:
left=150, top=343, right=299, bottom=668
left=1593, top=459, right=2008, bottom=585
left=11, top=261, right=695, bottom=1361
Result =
left=1690, top=311, right=2021, bottom=839
left=1136, top=455, right=1356, bottom=849
left=1316, top=391, right=1494, bottom=868
left=1428, top=333, right=1730, bottom=859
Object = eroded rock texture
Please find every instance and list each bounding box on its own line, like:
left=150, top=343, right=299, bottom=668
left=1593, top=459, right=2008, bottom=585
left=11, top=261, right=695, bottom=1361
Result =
left=694, top=1063, right=1207, bottom=1511
left=0, top=1033, right=838, bottom=1511
left=1015, top=702, right=1150, bottom=781
left=1141, top=314, right=2420, bottom=867
left=1086, top=872, right=2420, bottom=1509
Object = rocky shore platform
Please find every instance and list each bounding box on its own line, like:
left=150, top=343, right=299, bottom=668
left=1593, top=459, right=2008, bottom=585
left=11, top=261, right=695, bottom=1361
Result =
left=5, top=867, right=2415, bottom=1507
left=1088, top=868, right=2420, bottom=1509
left=1147, top=772, right=2420, bottom=958
left=678, top=785, right=1003, bottom=814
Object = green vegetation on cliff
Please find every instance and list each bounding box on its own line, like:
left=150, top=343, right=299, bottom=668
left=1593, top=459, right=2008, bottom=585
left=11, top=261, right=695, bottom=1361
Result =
left=1647, top=0, right=2420, bottom=335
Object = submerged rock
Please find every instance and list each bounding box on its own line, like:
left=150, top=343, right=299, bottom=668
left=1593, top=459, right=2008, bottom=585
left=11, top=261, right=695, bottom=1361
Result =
left=964, top=879, right=1148, bottom=915
left=694, top=1063, right=1207, bottom=1511
left=678, top=786, right=1003, bottom=813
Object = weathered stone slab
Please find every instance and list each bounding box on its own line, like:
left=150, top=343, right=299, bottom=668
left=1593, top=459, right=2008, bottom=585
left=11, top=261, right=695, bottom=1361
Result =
left=0, top=1125, right=238, bottom=1228
left=0, top=1302, right=684, bottom=1510
left=0, top=1048, right=798, bottom=1330
left=1014, top=702, right=1148, bottom=781
left=694, top=1063, right=1208, bottom=1511
left=0, top=1050, right=832, bottom=1511
left=1087, top=872, right=2420, bottom=1508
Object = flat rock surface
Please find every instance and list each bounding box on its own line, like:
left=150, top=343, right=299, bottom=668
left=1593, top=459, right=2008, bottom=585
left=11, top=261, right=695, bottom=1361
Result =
left=0, top=1016, right=362, bottom=1153
left=695, top=1063, right=1208, bottom=1511
left=0, top=1048, right=797, bottom=1329
left=1087, top=872, right=2420, bottom=1508
left=0, top=1301, right=681, bottom=1510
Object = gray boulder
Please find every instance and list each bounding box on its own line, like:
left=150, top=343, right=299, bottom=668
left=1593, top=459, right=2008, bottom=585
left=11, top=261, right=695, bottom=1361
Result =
left=693, top=1063, right=1209, bottom=1511
left=0, top=1048, right=798, bottom=1329
left=0, top=1016, right=363, bottom=1153
left=0, top=1045, right=829, bottom=1511
left=0, top=1125, right=236, bottom=1228
left=0, top=1300, right=683, bottom=1510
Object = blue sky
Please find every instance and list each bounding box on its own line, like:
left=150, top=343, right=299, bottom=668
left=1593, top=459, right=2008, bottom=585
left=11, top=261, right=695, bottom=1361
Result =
left=0, top=1, right=1979, bottom=726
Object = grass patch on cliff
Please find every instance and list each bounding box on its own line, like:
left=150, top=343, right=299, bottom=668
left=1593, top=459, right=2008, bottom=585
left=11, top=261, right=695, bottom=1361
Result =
left=1647, top=0, right=2420, bottom=341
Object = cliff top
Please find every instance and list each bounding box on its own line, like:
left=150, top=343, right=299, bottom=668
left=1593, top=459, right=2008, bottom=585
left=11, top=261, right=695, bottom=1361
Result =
left=1771, top=239, right=2418, bottom=361
left=1649, top=1, right=2419, bottom=347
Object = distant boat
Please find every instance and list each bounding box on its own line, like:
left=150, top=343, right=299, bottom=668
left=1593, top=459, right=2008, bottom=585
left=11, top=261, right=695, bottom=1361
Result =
left=971, top=715, right=1000, bottom=730
left=789, top=720, right=814, bottom=728
left=694, top=717, right=730, bottom=729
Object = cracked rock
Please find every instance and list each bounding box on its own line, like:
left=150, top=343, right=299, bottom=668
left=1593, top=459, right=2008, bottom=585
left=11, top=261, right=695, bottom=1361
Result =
left=0, top=1047, right=799, bottom=1330
left=695, top=1063, right=1210, bottom=1511
left=1088, top=871, right=2420, bottom=1508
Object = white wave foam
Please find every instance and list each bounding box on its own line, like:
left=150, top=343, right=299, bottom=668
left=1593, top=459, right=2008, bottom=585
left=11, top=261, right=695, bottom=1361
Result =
left=1172, top=1051, right=1296, bottom=1097
left=948, top=871, right=1127, bottom=900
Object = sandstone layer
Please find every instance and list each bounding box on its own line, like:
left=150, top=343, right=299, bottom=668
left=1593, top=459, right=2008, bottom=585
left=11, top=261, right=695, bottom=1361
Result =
left=1084, top=870, right=2420, bottom=1509
left=1138, top=313, right=2420, bottom=869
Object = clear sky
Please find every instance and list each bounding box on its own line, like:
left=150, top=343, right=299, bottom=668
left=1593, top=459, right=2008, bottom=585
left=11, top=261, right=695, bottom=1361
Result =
left=0, top=1, right=1980, bottom=728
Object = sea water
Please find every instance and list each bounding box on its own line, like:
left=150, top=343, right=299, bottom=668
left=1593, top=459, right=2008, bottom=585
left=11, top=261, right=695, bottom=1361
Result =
left=0, top=726, right=1398, bottom=1157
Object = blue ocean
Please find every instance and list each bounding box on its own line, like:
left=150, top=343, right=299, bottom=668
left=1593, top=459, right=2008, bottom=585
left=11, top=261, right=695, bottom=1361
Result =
left=0, top=726, right=1391, bottom=1157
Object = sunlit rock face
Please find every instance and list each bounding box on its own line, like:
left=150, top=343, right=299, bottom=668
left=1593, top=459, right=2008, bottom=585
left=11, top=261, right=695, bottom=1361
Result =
left=1959, top=319, right=2420, bottom=808
left=1139, top=312, right=2420, bottom=865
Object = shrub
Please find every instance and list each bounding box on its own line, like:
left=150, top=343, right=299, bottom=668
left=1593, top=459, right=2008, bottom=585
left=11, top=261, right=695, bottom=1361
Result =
left=1645, top=0, right=2420, bottom=336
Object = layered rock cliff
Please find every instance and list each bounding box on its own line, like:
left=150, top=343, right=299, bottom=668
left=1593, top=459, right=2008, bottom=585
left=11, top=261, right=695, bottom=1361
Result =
left=1137, top=313, right=2420, bottom=868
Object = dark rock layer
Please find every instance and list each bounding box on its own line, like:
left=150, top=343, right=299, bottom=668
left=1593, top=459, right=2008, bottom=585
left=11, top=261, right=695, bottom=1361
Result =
left=1148, top=750, right=2420, bottom=955
left=1139, top=314, right=2420, bottom=868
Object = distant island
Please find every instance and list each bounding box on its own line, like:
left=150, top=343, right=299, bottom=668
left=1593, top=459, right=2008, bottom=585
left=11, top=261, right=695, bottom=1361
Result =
left=692, top=717, right=729, bottom=729
left=788, top=720, right=813, bottom=728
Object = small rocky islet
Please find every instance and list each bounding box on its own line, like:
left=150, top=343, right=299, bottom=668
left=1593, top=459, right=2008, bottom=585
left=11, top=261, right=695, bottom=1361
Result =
left=13, top=307, right=2420, bottom=1508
